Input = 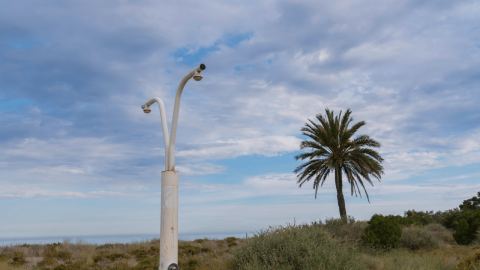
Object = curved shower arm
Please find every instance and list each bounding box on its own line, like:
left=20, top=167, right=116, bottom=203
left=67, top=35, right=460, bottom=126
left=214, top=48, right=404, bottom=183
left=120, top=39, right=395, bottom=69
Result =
left=167, top=64, right=205, bottom=171
left=142, top=97, right=170, bottom=170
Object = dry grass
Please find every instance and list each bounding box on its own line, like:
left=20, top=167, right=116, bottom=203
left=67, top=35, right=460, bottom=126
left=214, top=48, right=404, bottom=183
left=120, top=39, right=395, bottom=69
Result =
left=1, top=221, right=479, bottom=270
left=0, top=237, right=246, bottom=270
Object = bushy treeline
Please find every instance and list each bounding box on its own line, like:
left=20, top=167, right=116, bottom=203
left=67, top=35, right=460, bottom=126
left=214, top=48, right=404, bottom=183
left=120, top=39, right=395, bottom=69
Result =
left=381, top=191, right=480, bottom=245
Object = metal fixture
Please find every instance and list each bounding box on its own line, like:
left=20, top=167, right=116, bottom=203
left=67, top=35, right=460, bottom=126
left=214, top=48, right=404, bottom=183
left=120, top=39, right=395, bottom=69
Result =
left=141, top=64, right=206, bottom=270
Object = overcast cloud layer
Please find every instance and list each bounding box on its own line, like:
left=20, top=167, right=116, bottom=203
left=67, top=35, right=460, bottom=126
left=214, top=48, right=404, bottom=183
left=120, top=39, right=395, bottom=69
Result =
left=1, top=0, right=480, bottom=238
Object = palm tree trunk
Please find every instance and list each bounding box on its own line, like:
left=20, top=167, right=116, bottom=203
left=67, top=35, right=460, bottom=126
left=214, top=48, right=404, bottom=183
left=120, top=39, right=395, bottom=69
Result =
left=335, top=167, right=347, bottom=219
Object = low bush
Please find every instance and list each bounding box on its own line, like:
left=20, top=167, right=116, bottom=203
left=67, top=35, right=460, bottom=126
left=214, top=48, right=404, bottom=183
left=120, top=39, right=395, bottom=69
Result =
left=399, top=226, right=439, bottom=251
left=181, top=258, right=200, bottom=270
left=424, top=223, right=456, bottom=245
left=363, top=214, right=402, bottom=249
left=0, top=254, right=9, bottom=262
left=51, top=260, right=88, bottom=270
left=95, top=244, right=115, bottom=250
left=455, top=249, right=480, bottom=270
left=128, top=246, right=158, bottom=260
left=9, top=252, right=26, bottom=267
left=453, top=209, right=480, bottom=245
left=94, top=252, right=130, bottom=263
left=229, top=223, right=366, bottom=270
left=37, top=256, right=58, bottom=267
left=314, top=216, right=368, bottom=248
left=403, top=210, right=435, bottom=226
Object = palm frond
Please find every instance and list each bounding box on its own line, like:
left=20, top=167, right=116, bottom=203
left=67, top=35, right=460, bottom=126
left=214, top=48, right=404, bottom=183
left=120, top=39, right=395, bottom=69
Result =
left=295, top=108, right=384, bottom=206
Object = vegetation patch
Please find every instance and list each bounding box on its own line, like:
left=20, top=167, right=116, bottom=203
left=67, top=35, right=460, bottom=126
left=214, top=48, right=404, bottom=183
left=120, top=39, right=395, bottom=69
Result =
left=229, top=223, right=366, bottom=270
left=363, top=214, right=402, bottom=249
left=456, top=249, right=480, bottom=270
left=399, top=225, right=439, bottom=251
left=9, top=252, right=26, bottom=267
left=193, top=239, right=205, bottom=244
left=0, top=254, right=10, bottom=262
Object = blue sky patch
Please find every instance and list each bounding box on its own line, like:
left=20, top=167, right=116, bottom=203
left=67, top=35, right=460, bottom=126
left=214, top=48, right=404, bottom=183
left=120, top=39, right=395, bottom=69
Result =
left=171, top=32, right=253, bottom=66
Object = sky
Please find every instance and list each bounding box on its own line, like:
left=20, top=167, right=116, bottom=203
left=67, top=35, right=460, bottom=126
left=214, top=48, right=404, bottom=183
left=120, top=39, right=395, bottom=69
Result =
left=1, top=0, right=480, bottom=240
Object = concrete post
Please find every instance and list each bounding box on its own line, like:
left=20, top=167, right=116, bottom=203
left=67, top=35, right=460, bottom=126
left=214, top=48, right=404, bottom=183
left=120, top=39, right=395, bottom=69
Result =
left=160, top=171, right=179, bottom=270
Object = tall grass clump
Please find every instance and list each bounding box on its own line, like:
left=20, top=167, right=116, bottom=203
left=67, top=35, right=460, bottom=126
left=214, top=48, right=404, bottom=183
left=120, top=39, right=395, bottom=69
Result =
left=313, top=216, right=368, bottom=248
left=229, top=223, right=367, bottom=270
left=455, top=249, right=480, bottom=270
left=424, top=223, right=457, bottom=246
left=398, top=225, right=439, bottom=251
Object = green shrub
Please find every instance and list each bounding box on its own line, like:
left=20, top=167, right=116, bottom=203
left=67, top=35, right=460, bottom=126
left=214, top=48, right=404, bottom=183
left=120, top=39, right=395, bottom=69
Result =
left=41, top=242, right=72, bottom=261
left=194, top=238, right=205, bottom=243
left=37, top=256, right=58, bottom=267
left=229, top=223, right=366, bottom=270
left=453, top=209, right=480, bottom=245
left=110, top=252, right=130, bottom=261
left=403, top=210, right=434, bottom=226
left=136, top=256, right=159, bottom=269
left=129, top=248, right=150, bottom=260
left=459, top=191, right=480, bottom=212
left=52, top=260, right=88, bottom=270
left=363, top=214, right=402, bottom=249
left=178, top=244, right=212, bottom=256
left=179, top=244, right=202, bottom=256
left=424, top=223, right=456, bottom=245
left=312, top=216, right=368, bottom=248
left=225, top=237, right=237, bottom=244
left=455, top=249, right=480, bottom=270
left=399, top=226, right=439, bottom=251
left=56, top=250, right=72, bottom=260
left=442, top=208, right=463, bottom=229
left=0, top=254, right=9, bottom=262
left=149, top=245, right=159, bottom=255
left=180, top=258, right=200, bottom=270
left=200, top=247, right=213, bottom=253
left=95, top=243, right=115, bottom=250
left=9, top=252, right=26, bottom=266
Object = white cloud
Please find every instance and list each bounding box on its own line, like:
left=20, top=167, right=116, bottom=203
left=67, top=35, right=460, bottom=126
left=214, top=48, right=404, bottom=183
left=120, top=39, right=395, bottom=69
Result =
left=175, top=163, right=226, bottom=176
left=177, top=136, right=302, bottom=160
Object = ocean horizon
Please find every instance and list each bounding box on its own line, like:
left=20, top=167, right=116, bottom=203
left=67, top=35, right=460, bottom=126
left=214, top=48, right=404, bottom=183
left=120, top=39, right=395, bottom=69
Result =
left=0, top=232, right=255, bottom=247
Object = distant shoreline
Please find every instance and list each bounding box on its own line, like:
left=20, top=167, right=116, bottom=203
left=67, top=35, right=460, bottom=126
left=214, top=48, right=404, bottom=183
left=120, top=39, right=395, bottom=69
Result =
left=0, top=232, right=254, bottom=246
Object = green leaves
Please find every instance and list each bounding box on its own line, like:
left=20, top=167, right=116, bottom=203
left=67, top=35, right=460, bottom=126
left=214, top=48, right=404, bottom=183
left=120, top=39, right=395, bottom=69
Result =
left=294, top=108, right=384, bottom=205
left=363, top=214, right=402, bottom=250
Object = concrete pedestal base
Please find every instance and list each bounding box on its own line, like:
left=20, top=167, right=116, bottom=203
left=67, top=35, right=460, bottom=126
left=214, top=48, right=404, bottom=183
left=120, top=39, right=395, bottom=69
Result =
left=159, top=171, right=178, bottom=270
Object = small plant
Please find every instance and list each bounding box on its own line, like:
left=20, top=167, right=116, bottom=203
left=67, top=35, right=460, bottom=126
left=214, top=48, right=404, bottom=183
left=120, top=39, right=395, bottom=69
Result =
left=363, top=214, right=402, bottom=249
left=229, top=223, right=366, bottom=270
left=225, top=237, right=237, bottom=243
left=180, top=258, right=200, bottom=270
left=51, top=260, right=88, bottom=270
left=129, top=248, right=150, bottom=260
left=37, top=256, right=58, bottom=267
left=94, top=252, right=131, bottom=263
left=194, top=238, right=205, bottom=243
left=317, top=216, right=368, bottom=248
left=9, top=252, right=26, bottom=267
left=95, top=243, right=115, bottom=250
left=0, top=254, right=9, bottom=262
left=424, top=223, right=456, bottom=245
left=200, top=247, right=213, bottom=253
left=399, top=225, right=439, bottom=251
left=455, top=249, right=480, bottom=270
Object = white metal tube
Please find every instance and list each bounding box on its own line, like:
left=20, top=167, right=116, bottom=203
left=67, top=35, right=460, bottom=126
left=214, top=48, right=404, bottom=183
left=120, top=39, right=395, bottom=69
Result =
left=167, top=64, right=205, bottom=171
left=159, top=171, right=178, bottom=270
left=143, top=97, right=170, bottom=170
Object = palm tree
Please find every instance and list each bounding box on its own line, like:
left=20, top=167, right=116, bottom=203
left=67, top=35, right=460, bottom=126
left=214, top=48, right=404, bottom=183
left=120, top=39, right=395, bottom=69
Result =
left=294, top=108, right=384, bottom=219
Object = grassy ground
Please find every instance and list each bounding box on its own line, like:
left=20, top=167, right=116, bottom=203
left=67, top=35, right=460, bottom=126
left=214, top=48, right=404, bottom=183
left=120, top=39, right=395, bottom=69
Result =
left=1, top=219, right=479, bottom=270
